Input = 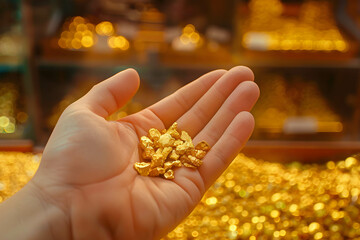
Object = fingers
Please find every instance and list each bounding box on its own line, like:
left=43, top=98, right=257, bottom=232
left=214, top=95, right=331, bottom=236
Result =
left=193, top=80, right=259, bottom=146
left=148, top=69, right=227, bottom=128
left=77, top=68, right=140, bottom=118
left=198, top=111, right=255, bottom=188
left=176, top=66, right=255, bottom=137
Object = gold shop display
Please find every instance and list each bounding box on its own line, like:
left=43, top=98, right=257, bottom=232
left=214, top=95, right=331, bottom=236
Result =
left=252, top=75, right=342, bottom=135
left=241, top=0, right=349, bottom=52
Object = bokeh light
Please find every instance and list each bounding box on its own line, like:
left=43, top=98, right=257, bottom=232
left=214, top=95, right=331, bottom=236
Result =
left=58, top=16, right=96, bottom=50
left=95, top=21, right=114, bottom=36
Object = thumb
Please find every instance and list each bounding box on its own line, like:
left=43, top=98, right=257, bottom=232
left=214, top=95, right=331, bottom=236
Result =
left=76, top=68, right=140, bottom=118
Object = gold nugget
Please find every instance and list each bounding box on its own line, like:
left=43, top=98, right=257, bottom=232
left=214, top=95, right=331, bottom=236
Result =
left=134, top=122, right=211, bottom=179
left=134, top=162, right=151, bottom=176
left=195, top=141, right=211, bottom=151
left=164, top=169, right=175, bottom=179
left=148, top=167, right=165, bottom=177
left=148, top=128, right=161, bottom=141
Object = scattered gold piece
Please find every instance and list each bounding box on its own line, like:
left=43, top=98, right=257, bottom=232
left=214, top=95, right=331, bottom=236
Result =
left=148, top=128, right=161, bottom=141
left=194, top=149, right=206, bottom=159
left=158, top=133, right=175, bottom=147
left=188, top=155, right=203, bottom=167
left=183, top=163, right=197, bottom=169
left=195, top=141, right=211, bottom=151
left=134, top=162, right=151, bottom=176
left=164, top=169, right=175, bottom=179
left=151, top=149, right=165, bottom=168
left=140, top=136, right=153, bottom=149
left=142, top=147, right=154, bottom=160
left=148, top=167, right=165, bottom=177
left=169, top=150, right=180, bottom=161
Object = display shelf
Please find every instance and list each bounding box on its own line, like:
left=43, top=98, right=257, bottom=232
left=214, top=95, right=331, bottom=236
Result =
left=0, top=139, right=33, bottom=152
left=235, top=56, right=360, bottom=70
left=243, top=140, right=360, bottom=163
left=37, top=57, right=137, bottom=71
left=37, top=54, right=360, bottom=70
left=0, top=57, right=24, bottom=73
left=0, top=64, right=23, bottom=73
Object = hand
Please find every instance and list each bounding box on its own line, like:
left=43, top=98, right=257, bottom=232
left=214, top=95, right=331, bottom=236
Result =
left=2, top=67, right=259, bottom=240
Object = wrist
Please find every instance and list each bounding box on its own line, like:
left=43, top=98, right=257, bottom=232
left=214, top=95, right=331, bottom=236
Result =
left=0, top=180, right=71, bottom=240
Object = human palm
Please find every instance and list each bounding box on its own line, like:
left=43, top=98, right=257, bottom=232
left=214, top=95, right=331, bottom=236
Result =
left=31, top=67, right=259, bottom=239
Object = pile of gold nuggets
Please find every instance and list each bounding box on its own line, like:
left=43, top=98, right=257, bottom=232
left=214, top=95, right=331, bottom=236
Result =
left=2, top=151, right=360, bottom=239
left=134, top=122, right=210, bottom=179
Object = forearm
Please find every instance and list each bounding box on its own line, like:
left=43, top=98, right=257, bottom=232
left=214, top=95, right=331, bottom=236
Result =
left=0, top=182, right=70, bottom=240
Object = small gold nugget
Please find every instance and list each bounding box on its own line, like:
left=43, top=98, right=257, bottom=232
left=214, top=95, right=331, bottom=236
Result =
left=134, top=122, right=211, bottom=179
left=134, top=162, right=151, bottom=176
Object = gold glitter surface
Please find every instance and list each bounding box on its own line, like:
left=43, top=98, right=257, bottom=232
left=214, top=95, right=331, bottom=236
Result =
left=2, top=152, right=360, bottom=239
left=163, top=154, right=360, bottom=240
left=0, top=152, right=40, bottom=202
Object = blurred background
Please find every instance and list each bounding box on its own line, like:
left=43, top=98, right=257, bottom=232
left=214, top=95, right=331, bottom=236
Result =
left=2, top=1, right=360, bottom=239
left=0, top=0, right=360, bottom=160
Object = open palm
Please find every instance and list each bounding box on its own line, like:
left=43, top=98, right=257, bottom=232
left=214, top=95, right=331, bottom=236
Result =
left=31, top=67, right=259, bottom=239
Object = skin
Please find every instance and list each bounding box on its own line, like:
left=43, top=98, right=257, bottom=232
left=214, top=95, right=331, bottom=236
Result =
left=0, top=66, right=259, bottom=240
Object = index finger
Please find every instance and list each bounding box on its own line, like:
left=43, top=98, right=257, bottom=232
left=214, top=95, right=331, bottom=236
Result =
left=148, top=69, right=226, bottom=127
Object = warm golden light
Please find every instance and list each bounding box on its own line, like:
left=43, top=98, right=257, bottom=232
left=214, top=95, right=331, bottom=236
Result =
left=76, top=23, right=87, bottom=32
left=74, top=31, right=83, bottom=40
left=81, top=36, right=94, bottom=48
left=71, top=39, right=82, bottom=49
left=183, top=24, right=195, bottom=34
left=95, top=21, right=114, bottom=36
left=107, top=35, right=130, bottom=50
left=172, top=24, right=203, bottom=51
left=270, top=210, right=280, bottom=218
left=114, top=36, right=126, bottom=49
left=345, top=157, right=357, bottom=169
left=57, top=16, right=97, bottom=50
left=73, top=16, right=85, bottom=24
left=308, top=222, right=320, bottom=233
left=229, top=224, right=237, bottom=231
left=205, top=197, right=217, bottom=205
left=60, top=31, right=71, bottom=39
left=314, top=232, right=323, bottom=239
left=317, top=121, right=343, bottom=132
left=313, top=202, right=325, bottom=211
